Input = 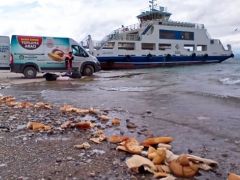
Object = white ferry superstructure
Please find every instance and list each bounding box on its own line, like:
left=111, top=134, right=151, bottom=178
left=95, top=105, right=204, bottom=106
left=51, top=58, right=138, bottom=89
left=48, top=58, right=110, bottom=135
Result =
left=84, top=0, right=234, bottom=69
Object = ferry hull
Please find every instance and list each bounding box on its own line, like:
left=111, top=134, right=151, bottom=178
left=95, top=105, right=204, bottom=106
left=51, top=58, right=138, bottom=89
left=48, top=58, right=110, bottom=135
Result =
left=97, top=55, right=233, bottom=70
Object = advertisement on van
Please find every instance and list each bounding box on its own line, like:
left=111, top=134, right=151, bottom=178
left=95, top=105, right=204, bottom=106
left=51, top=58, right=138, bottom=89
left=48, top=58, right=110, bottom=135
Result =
left=11, top=36, right=70, bottom=66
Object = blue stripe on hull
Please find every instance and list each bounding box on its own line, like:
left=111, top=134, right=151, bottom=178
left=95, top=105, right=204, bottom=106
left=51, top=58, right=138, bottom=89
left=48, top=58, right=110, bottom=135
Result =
left=97, top=55, right=232, bottom=69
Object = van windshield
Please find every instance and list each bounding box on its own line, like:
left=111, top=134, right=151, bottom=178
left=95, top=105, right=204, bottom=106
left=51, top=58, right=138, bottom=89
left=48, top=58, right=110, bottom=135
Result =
left=72, top=45, right=89, bottom=57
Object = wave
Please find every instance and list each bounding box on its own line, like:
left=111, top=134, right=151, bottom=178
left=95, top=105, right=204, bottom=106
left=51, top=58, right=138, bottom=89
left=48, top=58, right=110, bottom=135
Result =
left=185, top=90, right=240, bottom=104
left=219, top=77, right=240, bottom=85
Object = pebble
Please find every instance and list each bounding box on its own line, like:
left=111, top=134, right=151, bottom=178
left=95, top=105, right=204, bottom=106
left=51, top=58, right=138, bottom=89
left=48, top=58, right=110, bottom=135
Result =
left=126, top=120, right=137, bottom=129
left=91, top=149, right=106, bottom=155
left=112, top=159, right=121, bottom=166
left=56, top=158, right=62, bottom=163
left=78, top=153, right=85, bottom=157
left=16, top=125, right=26, bottom=131
left=221, top=153, right=228, bottom=158
left=66, top=156, right=74, bottom=161
left=86, top=159, right=92, bottom=163
left=0, top=163, right=7, bottom=167
left=89, top=172, right=96, bottom=177
left=146, top=110, right=152, bottom=114
left=8, top=116, right=17, bottom=121
left=17, top=177, right=29, bottom=180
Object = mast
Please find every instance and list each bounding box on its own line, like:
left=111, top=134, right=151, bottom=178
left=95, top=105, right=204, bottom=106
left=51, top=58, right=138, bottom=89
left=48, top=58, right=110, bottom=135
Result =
left=149, top=0, right=157, bottom=11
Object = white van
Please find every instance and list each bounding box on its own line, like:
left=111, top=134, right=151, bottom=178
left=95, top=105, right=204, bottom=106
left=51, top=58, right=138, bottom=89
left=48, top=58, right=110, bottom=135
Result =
left=4, top=35, right=100, bottom=78
left=0, top=36, right=10, bottom=70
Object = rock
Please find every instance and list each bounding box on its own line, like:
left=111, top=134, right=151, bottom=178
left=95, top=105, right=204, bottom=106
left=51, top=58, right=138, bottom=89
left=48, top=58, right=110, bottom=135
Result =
left=0, top=163, right=7, bottom=167
left=146, top=110, right=152, bottom=114
left=56, top=158, right=62, bottom=163
left=91, top=149, right=106, bottom=155
left=113, top=159, right=121, bottom=166
left=0, top=126, right=10, bottom=132
left=126, top=119, right=137, bottom=129
left=16, top=125, right=26, bottom=131
left=74, top=142, right=91, bottom=149
left=8, top=116, right=17, bottom=121
left=78, top=152, right=85, bottom=157
left=66, top=156, right=74, bottom=161
left=86, top=159, right=92, bottom=163
left=221, top=153, right=228, bottom=158
left=17, top=176, right=29, bottom=180
left=89, top=172, right=96, bottom=177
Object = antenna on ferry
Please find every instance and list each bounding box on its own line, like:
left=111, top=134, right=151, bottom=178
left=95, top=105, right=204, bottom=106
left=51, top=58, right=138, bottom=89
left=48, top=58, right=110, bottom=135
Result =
left=149, top=0, right=157, bottom=10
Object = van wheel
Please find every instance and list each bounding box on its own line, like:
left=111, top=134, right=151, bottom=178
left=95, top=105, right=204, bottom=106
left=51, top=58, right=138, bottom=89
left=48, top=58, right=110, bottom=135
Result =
left=82, top=65, right=94, bottom=76
left=23, top=66, right=37, bottom=79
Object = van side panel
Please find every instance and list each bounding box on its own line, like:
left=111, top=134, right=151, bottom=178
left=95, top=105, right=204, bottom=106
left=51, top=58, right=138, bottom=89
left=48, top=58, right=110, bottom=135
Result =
left=11, top=35, right=70, bottom=72
left=0, top=36, right=10, bottom=69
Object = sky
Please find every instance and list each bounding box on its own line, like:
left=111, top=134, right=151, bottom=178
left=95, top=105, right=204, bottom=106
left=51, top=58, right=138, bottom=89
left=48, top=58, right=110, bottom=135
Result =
left=0, top=0, right=239, bottom=52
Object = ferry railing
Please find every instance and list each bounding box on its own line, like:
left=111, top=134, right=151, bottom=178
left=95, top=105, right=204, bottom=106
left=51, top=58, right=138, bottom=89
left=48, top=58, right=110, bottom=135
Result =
left=116, top=23, right=140, bottom=33
left=126, top=34, right=139, bottom=41
left=96, top=23, right=141, bottom=45
left=139, top=6, right=169, bottom=14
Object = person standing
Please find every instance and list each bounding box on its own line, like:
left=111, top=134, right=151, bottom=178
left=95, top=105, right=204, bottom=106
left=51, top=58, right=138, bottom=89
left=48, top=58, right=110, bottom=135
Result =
left=65, top=51, right=74, bottom=75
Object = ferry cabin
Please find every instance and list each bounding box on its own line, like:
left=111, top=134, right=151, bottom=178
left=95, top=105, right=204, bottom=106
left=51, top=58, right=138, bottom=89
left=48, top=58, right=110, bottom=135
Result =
left=88, top=4, right=233, bottom=69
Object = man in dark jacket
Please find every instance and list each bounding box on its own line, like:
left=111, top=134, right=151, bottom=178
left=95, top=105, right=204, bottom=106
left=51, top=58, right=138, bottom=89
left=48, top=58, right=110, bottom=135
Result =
left=65, top=51, right=74, bottom=74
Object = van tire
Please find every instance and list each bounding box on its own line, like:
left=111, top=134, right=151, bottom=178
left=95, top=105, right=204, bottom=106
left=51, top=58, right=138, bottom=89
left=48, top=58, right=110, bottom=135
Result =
left=23, top=66, right=37, bottom=79
left=82, top=65, right=94, bottom=76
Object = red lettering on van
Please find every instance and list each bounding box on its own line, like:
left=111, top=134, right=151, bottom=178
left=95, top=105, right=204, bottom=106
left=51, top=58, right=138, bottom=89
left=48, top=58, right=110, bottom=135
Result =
left=17, top=36, right=42, bottom=50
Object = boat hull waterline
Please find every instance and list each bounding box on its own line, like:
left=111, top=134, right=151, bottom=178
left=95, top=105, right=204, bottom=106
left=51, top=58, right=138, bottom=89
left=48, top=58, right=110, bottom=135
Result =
left=98, top=55, right=233, bottom=69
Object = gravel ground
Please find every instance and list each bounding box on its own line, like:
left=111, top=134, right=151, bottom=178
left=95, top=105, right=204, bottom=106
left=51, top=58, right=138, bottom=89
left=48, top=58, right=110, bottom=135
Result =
left=0, top=101, right=138, bottom=180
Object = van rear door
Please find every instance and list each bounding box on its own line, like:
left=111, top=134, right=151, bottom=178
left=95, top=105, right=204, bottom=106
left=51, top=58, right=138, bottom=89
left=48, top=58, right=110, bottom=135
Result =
left=0, top=36, right=10, bottom=70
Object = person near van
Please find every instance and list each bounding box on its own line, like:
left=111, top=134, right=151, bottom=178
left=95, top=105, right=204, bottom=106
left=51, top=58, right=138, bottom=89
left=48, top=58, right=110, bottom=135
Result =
left=65, top=51, right=74, bottom=74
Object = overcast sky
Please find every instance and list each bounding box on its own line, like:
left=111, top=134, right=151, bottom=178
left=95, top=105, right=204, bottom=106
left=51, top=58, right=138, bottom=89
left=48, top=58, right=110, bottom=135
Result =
left=0, top=0, right=239, bottom=52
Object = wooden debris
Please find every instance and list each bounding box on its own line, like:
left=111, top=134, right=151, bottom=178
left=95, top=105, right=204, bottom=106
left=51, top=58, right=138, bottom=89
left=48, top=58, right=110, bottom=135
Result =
left=27, top=122, right=51, bottom=131
left=142, top=137, right=174, bottom=147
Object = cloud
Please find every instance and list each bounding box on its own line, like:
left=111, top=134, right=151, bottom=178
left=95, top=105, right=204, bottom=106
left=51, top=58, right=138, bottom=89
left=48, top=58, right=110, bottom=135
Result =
left=0, top=0, right=239, bottom=51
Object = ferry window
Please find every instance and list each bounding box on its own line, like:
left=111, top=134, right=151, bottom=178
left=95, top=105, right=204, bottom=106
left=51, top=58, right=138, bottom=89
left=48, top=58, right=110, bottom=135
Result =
left=126, top=34, right=139, bottom=41
left=142, top=43, right=156, bottom=50
left=160, top=30, right=194, bottom=40
left=118, top=42, right=135, bottom=50
left=184, top=44, right=195, bottom=52
left=160, top=30, right=176, bottom=39
left=159, top=44, right=171, bottom=50
left=72, top=45, right=89, bottom=57
left=103, top=42, right=115, bottom=49
left=182, top=32, right=194, bottom=40
left=197, top=45, right=207, bottom=51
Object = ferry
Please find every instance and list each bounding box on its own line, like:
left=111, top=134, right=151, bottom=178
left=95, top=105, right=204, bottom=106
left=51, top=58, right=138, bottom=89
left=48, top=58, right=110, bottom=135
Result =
left=83, top=0, right=234, bottom=69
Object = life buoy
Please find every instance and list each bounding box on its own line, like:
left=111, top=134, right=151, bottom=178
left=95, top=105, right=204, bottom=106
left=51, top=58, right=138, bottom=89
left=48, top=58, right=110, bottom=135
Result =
left=230, top=53, right=234, bottom=58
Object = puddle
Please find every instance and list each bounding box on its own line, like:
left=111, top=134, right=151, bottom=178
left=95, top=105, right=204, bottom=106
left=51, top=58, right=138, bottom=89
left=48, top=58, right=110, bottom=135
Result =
left=99, top=86, right=155, bottom=92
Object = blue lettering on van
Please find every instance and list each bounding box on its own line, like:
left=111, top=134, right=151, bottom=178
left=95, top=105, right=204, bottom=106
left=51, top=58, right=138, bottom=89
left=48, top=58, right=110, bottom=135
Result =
left=0, top=46, right=9, bottom=53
